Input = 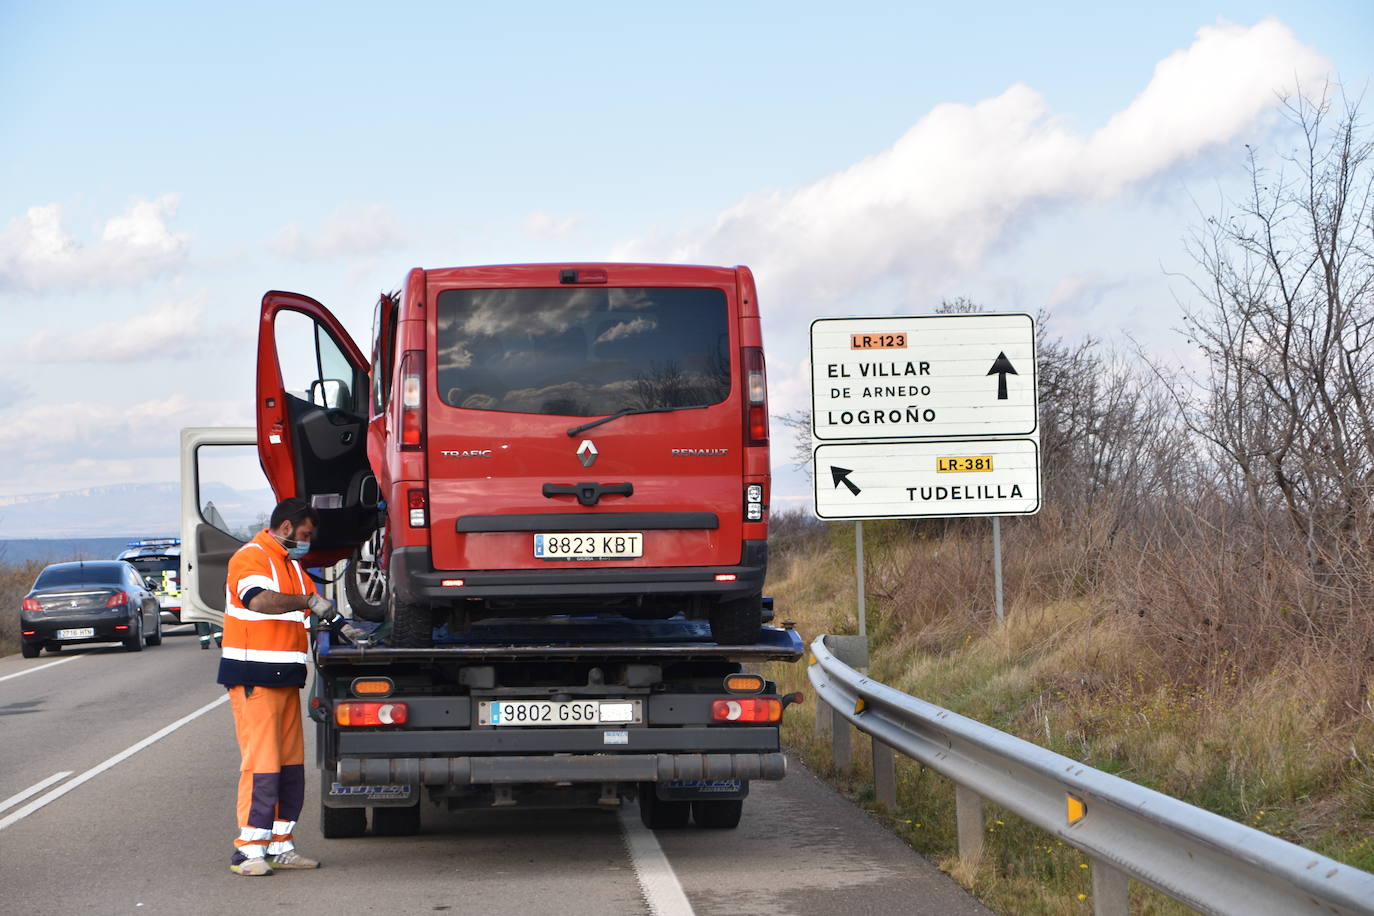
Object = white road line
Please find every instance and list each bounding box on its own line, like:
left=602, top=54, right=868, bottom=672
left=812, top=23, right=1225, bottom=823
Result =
left=619, top=807, right=695, bottom=916
left=0, top=692, right=229, bottom=831
left=0, top=654, right=85, bottom=683
left=0, top=771, right=74, bottom=815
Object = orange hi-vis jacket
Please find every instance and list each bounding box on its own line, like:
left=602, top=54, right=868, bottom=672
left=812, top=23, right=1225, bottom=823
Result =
left=216, top=530, right=316, bottom=688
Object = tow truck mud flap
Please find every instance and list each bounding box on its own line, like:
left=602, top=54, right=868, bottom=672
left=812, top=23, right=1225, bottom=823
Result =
left=337, top=752, right=786, bottom=786
left=657, top=779, right=747, bottom=800
left=324, top=779, right=418, bottom=809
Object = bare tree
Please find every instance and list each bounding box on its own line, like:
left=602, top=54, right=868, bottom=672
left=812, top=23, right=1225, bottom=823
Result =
left=1175, top=87, right=1374, bottom=571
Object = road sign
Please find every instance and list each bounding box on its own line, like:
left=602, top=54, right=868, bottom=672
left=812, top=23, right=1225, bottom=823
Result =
left=813, top=439, right=1041, bottom=520
left=811, top=314, right=1036, bottom=441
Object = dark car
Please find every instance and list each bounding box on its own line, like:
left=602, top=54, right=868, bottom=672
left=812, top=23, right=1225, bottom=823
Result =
left=19, top=561, right=163, bottom=658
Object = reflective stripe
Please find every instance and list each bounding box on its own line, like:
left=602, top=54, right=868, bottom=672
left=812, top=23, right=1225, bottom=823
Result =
left=221, top=646, right=310, bottom=665
left=272, top=819, right=297, bottom=836
left=266, top=839, right=295, bottom=855
left=238, top=844, right=267, bottom=858
left=239, top=826, right=271, bottom=842
left=226, top=606, right=307, bottom=625
left=236, top=575, right=277, bottom=601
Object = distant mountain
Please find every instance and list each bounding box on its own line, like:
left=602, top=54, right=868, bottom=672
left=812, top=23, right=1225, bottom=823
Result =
left=0, top=537, right=145, bottom=566
left=0, top=481, right=275, bottom=541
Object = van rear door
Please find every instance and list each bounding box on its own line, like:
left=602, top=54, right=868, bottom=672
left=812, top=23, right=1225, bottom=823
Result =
left=424, top=267, right=747, bottom=573
left=256, top=291, right=375, bottom=565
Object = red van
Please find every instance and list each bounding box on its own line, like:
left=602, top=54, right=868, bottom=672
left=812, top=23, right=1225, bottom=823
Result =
left=255, top=263, right=770, bottom=646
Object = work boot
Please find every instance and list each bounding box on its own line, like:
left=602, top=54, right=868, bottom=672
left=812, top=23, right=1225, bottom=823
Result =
left=230, top=857, right=273, bottom=876
left=268, top=849, right=320, bottom=869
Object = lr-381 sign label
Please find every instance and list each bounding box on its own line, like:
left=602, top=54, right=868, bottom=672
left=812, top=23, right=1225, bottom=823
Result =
left=811, top=314, right=1037, bottom=440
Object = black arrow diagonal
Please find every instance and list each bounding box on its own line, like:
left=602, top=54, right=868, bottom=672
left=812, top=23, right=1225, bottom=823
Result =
left=831, top=466, right=861, bottom=496
left=987, top=351, right=1018, bottom=400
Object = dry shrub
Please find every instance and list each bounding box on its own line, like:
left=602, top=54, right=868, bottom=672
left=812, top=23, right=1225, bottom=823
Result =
left=0, top=561, right=43, bottom=655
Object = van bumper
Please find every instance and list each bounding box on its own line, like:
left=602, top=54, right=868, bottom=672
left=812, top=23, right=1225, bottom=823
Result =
left=389, top=541, right=767, bottom=604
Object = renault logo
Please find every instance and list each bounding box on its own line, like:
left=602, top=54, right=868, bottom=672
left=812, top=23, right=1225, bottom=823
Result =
left=576, top=439, right=598, bottom=468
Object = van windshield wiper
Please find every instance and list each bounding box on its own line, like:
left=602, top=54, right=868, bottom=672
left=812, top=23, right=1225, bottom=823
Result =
left=565, top=405, right=699, bottom=437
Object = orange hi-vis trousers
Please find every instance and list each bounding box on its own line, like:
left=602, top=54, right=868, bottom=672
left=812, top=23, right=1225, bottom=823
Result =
left=228, top=685, right=305, bottom=862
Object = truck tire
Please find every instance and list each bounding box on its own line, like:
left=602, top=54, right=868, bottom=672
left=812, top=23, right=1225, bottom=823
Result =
left=321, top=803, right=367, bottom=839
left=708, top=594, right=763, bottom=645
left=371, top=802, right=421, bottom=836
left=638, top=783, right=690, bottom=829
left=691, top=799, right=743, bottom=829
left=387, top=593, right=434, bottom=648
left=344, top=528, right=387, bottom=623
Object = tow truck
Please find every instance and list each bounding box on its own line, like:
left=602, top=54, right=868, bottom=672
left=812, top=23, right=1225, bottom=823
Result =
left=180, top=427, right=804, bottom=835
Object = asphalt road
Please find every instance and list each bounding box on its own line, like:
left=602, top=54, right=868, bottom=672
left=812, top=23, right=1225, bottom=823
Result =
left=0, top=630, right=990, bottom=916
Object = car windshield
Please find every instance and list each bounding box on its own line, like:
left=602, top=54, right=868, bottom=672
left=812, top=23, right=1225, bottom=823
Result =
left=125, top=557, right=177, bottom=576
left=34, top=564, right=125, bottom=588
left=435, top=287, right=731, bottom=416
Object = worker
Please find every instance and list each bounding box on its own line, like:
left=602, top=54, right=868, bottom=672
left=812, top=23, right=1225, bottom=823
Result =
left=218, top=497, right=343, bottom=876
left=194, top=619, right=223, bottom=650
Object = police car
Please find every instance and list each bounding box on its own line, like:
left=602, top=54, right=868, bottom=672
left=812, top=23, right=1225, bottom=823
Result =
left=116, top=538, right=184, bottom=625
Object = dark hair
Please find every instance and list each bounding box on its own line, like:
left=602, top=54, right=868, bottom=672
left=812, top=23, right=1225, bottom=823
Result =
left=270, top=497, right=320, bottom=531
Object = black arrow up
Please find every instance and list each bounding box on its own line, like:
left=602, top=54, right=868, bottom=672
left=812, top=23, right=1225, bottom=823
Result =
left=987, top=351, right=1018, bottom=400
left=831, top=466, right=861, bottom=496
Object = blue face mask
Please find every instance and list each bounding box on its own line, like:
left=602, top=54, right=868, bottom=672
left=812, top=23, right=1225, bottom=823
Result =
left=286, top=540, right=311, bottom=560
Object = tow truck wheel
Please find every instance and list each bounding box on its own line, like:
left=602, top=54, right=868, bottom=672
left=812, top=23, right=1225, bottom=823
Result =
left=387, top=593, right=434, bottom=648
left=708, top=594, right=763, bottom=645
left=638, top=784, right=690, bottom=829
left=320, top=803, right=367, bottom=839
left=691, top=799, right=743, bottom=829
left=371, top=802, right=421, bottom=836
left=344, top=527, right=387, bottom=623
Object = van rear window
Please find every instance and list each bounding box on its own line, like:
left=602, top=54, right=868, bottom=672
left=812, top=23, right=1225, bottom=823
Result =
left=435, top=287, right=731, bottom=416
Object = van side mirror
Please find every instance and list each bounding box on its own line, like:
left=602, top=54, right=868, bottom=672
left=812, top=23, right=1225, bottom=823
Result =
left=309, top=378, right=349, bottom=410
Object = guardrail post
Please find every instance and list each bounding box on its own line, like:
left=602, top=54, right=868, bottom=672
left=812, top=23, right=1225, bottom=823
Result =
left=955, top=785, right=984, bottom=868
left=872, top=737, right=896, bottom=810
left=1091, top=859, right=1129, bottom=916
left=814, top=693, right=831, bottom=737
left=832, top=706, right=852, bottom=771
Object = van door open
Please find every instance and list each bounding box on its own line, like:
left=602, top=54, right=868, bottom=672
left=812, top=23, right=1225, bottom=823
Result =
left=178, top=426, right=259, bottom=628
left=257, top=291, right=375, bottom=565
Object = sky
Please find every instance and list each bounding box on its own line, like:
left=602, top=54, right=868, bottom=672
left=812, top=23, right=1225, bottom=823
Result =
left=1, top=0, right=1372, bottom=527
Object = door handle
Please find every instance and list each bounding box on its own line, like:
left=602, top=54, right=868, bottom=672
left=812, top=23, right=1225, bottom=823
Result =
left=542, top=482, right=633, bottom=507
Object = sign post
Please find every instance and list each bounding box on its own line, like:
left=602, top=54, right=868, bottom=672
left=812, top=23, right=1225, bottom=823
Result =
left=810, top=314, right=1041, bottom=629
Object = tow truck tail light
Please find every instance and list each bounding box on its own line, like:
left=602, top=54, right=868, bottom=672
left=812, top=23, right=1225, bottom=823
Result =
left=399, top=349, right=424, bottom=451
left=22, top=597, right=42, bottom=612
left=106, top=591, right=129, bottom=607
left=335, top=701, right=408, bottom=727
left=407, top=488, right=427, bottom=528
left=711, top=697, right=782, bottom=723
left=742, top=347, right=768, bottom=446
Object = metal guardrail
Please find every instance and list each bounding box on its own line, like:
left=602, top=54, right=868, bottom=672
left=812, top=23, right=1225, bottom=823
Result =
left=808, top=633, right=1374, bottom=916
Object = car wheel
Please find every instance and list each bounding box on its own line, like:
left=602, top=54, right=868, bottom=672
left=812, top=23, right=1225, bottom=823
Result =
left=371, top=803, right=421, bottom=836
left=124, top=614, right=144, bottom=652
left=387, top=593, right=434, bottom=648
left=145, top=612, right=162, bottom=646
left=708, top=593, right=763, bottom=645
left=320, top=802, right=367, bottom=839
left=344, top=527, right=387, bottom=623
left=639, top=784, right=691, bottom=829
left=21, top=642, right=40, bottom=659
left=691, top=799, right=743, bottom=829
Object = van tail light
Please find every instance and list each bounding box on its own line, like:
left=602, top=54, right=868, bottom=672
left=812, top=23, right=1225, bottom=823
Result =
left=106, top=591, right=130, bottom=608
left=399, top=349, right=425, bottom=451
left=407, top=488, right=428, bottom=528
left=22, top=597, right=42, bottom=613
left=335, top=701, right=409, bottom=727
left=711, top=697, right=782, bottom=723
left=743, top=347, right=768, bottom=446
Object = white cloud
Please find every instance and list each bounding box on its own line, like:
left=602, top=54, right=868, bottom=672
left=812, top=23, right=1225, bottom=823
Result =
left=0, top=195, right=189, bottom=292
left=18, top=294, right=206, bottom=363
left=615, top=19, right=1328, bottom=312
left=522, top=210, right=581, bottom=240
left=0, top=394, right=250, bottom=470
left=271, top=204, right=405, bottom=259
